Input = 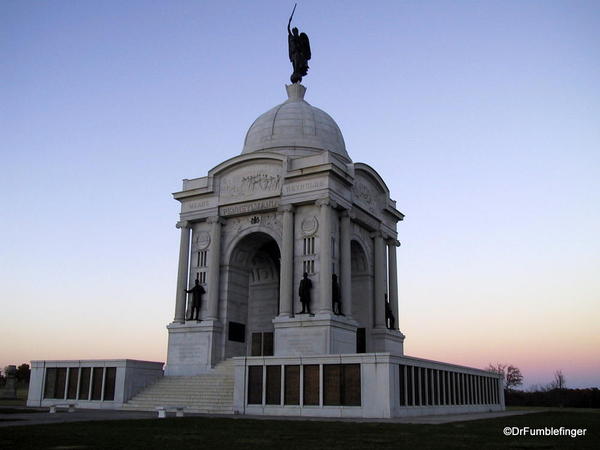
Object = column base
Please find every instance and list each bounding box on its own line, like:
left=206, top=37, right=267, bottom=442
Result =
left=273, top=313, right=359, bottom=356
left=164, top=320, right=223, bottom=376
left=371, top=328, right=405, bottom=356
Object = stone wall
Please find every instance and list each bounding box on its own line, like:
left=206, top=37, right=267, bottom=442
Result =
left=233, top=353, right=504, bottom=418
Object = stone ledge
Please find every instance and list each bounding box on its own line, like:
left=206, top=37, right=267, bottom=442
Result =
left=273, top=313, right=359, bottom=331
left=166, top=320, right=223, bottom=333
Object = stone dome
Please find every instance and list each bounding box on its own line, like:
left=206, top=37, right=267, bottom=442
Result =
left=242, top=84, right=350, bottom=161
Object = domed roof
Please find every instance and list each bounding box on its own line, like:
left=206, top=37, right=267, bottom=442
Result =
left=242, top=84, right=349, bottom=161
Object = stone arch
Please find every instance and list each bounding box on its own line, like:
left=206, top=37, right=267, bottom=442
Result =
left=351, top=239, right=373, bottom=352
left=222, top=231, right=281, bottom=359
left=223, top=223, right=282, bottom=267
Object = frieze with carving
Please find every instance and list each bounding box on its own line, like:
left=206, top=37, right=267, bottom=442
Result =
left=352, top=180, right=381, bottom=214
left=219, top=164, right=282, bottom=204
left=222, top=212, right=282, bottom=249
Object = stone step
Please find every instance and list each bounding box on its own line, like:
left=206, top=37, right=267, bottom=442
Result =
left=129, top=397, right=233, bottom=403
left=134, top=393, right=232, bottom=398
left=136, top=387, right=234, bottom=393
left=123, top=406, right=234, bottom=414
left=123, top=358, right=236, bottom=414
left=141, top=381, right=234, bottom=387
left=139, top=387, right=234, bottom=393
left=125, top=403, right=232, bottom=409
left=150, top=378, right=234, bottom=383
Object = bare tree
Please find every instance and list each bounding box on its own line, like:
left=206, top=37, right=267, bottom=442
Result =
left=551, top=370, right=566, bottom=390
left=486, top=363, right=523, bottom=391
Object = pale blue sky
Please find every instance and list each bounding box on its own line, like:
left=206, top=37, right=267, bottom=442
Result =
left=1, top=0, right=599, bottom=388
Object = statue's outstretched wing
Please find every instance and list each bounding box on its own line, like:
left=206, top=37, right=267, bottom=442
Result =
left=299, top=32, right=311, bottom=60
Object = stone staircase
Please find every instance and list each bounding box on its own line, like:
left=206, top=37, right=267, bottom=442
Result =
left=122, top=359, right=235, bottom=414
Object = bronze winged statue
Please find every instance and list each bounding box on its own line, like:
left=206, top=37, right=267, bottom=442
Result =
left=287, top=4, right=311, bottom=84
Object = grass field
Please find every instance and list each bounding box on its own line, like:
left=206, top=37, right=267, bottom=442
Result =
left=0, top=409, right=598, bottom=450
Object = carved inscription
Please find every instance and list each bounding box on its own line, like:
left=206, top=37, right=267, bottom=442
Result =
left=182, top=198, right=214, bottom=213
left=283, top=179, right=325, bottom=195
left=220, top=199, right=280, bottom=217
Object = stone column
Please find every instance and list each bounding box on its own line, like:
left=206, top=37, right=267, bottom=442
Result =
left=373, top=231, right=387, bottom=328
left=387, top=239, right=400, bottom=330
left=317, top=199, right=333, bottom=314
left=278, top=205, right=295, bottom=317
left=174, top=221, right=191, bottom=323
left=205, top=216, right=223, bottom=321
left=340, top=209, right=352, bottom=317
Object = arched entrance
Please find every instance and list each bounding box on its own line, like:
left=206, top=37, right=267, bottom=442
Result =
left=351, top=240, right=373, bottom=353
left=224, top=232, right=280, bottom=358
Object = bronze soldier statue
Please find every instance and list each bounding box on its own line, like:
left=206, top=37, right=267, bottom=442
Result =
left=185, top=275, right=205, bottom=321
left=287, top=4, right=311, bottom=84
left=332, top=273, right=343, bottom=315
left=299, top=272, right=313, bottom=314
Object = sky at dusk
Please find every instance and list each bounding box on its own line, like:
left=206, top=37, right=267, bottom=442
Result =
left=1, top=0, right=599, bottom=389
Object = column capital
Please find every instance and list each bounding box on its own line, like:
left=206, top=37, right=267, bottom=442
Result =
left=206, top=216, right=225, bottom=225
left=278, top=204, right=296, bottom=213
left=387, top=238, right=401, bottom=247
left=176, top=220, right=190, bottom=229
left=370, top=230, right=384, bottom=239
left=340, top=208, right=355, bottom=220
left=315, top=198, right=338, bottom=209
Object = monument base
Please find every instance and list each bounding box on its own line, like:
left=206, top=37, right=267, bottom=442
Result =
left=165, top=319, right=223, bottom=376
left=273, top=313, right=359, bottom=356
left=371, top=328, right=405, bottom=356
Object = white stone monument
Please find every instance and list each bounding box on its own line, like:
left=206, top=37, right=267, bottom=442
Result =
left=165, top=83, right=405, bottom=376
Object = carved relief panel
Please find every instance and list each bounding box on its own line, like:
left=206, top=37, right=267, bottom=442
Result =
left=218, top=161, right=282, bottom=205
left=352, top=173, right=383, bottom=216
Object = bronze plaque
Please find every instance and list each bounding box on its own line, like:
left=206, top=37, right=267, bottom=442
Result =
left=251, top=333, right=262, bottom=356
left=398, top=365, right=406, bottom=406
left=444, top=371, right=450, bottom=405
left=66, top=368, right=79, bottom=399
left=78, top=367, right=91, bottom=400
left=91, top=367, right=103, bottom=400
left=104, top=367, right=117, bottom=401
left=55, top=368, right=67, bottom=399
left=303, top=365, right=319, bottom=406
left=266, top=365, right=281, bottom=405
left=356, top=328, right=366, bottom=353
left=407, top=366, right=414, bottom=406
left=342, top=364, right=361, bottom=406
left=323, top=364, right=341, bottom=406
left=284, top=365, right=300, bottom=405
left=419, top=367, right=426, bottom=406
left=228, top=322, right=246, bottom=343
left=263, top=332, right=274, bottom=356
left=44, top=368, right=57, bottom=399
left=247, top=366, right=263, bottom=404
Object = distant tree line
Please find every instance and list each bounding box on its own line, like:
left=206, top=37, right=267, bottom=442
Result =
left=486, top=364, right=599, bottom=408
left=506, top=387, right=600, bottom=408
left=0, top=363, right=30, bottom=386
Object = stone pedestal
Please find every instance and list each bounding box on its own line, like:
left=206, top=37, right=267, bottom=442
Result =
left=371, top=328, right=405, bottom=356
left=165, top=320, right=223, bottom=376
left=273, top=314, right=359, bottom=356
